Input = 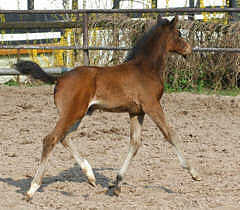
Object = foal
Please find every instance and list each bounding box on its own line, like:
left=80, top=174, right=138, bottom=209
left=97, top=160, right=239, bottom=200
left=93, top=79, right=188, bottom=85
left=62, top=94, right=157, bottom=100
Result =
left=15, top=16, right=200, bottom=200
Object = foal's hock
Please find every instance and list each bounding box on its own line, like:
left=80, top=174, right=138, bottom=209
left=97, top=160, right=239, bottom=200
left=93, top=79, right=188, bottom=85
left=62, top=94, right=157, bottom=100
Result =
left=15, top=16, right=200, bottom=200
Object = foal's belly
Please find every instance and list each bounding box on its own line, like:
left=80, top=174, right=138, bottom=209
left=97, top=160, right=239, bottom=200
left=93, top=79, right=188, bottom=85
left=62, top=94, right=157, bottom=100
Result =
left=87, top=99, right=143, bottom=114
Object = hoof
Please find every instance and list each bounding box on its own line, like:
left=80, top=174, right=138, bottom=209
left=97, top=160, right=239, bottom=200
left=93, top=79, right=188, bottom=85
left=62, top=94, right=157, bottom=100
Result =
left=23, top=193, right=32, bottom=202
left=192, top=174, right=201, bottom=181
left=190, top=168, right=201, bottom=181
left=113, top=186, right=121, bottom=196
left=88, top=178, right=96, bottom=187
left=108, top=184, right=121, bottom=196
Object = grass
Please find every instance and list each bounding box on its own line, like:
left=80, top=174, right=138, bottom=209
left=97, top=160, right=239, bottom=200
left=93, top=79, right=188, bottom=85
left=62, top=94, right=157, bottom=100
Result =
left=3, top=79, right=46, bottom=87
left=3, top=79, right=20, bottom=86
left=164, top=83, right=240, bottom=96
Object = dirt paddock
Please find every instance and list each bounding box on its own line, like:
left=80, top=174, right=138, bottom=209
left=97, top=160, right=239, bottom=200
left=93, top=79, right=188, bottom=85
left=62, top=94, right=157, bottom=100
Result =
left=0, top=85, right=240, bottom=209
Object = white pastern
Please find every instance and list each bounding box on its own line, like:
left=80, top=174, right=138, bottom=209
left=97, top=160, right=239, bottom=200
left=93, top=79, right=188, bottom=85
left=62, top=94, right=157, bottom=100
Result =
left=82, top=159, right=96, bottom=183
left=27, top=183, right=40, bottom=197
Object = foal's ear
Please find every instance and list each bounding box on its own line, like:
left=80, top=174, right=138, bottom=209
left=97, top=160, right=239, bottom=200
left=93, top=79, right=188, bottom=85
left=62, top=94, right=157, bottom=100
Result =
left=170, top=16, right=178, bottom=29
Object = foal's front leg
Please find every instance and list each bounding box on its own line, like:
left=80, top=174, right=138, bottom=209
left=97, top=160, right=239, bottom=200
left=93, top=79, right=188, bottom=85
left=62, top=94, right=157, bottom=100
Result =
left=143, top=101, right=201, bottom=181
left=110, top=113, right=144, bottom=196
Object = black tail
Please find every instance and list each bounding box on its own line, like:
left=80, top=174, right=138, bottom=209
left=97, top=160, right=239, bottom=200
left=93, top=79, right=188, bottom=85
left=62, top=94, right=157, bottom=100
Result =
left=14, top=60, right=57, bottom=84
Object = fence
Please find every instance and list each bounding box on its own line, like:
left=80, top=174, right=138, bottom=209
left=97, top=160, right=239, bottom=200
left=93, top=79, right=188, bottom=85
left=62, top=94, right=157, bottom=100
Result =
left=0, top=8, right=240, bottom=89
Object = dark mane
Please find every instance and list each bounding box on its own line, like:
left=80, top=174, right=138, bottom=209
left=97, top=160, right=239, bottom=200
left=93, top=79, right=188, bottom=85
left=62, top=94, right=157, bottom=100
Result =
left=124, top=18, right=169, bottom=62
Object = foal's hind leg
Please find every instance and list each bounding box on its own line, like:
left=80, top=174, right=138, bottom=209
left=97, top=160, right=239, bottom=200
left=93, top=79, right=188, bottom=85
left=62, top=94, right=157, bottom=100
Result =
left=26, top=118, right=71, bottom=200
left=26, top=112, right=88, bottom=200
left=143, top=101, right=201, bottom=181
left=110, top=113, right=144, bottom=195
left=61, top=121, right=96, bottom=187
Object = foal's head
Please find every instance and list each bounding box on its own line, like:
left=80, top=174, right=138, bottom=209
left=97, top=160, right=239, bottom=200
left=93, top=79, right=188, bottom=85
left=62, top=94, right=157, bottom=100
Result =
left=160, top=16, right=192, bottom=56
left=125, top=16, right=192, bottom=62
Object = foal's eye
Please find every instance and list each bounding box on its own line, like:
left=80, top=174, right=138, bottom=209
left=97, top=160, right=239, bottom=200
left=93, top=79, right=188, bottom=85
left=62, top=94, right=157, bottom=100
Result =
left=178, top=30, right=182, bottom=37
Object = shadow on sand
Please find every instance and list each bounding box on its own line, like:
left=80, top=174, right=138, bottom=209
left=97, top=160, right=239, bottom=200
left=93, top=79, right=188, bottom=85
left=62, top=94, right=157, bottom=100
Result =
left=0, top=163, right=115, bottom=196
left=0, top=163, right=176, bottom=198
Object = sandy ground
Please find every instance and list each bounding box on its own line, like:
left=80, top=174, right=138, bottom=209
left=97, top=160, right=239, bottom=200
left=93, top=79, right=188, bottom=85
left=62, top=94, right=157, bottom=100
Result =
left=0, top=85, right=240, bottom=210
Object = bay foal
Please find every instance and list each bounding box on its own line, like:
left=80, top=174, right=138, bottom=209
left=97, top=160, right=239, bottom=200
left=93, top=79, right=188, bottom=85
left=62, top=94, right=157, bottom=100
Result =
left=15, top=16, right=200, bottom=200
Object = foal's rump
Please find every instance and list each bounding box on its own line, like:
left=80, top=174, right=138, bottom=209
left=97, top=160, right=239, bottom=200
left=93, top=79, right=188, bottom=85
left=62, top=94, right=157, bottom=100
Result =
left=53, top=67, right=98, bottom=114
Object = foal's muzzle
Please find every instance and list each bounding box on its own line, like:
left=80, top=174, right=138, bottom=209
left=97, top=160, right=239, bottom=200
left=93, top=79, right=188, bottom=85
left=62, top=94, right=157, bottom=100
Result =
left=182, top=44, right=192, bottom=59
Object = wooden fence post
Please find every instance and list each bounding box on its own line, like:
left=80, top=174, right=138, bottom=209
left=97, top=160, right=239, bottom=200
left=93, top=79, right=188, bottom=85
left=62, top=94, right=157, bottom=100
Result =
left=189, top=0, right=195, bottom=20
left=27, top=0, right=34, bottom=10
left=229, top=0, right=240, bottom=21
left=83, top=13, right=89, bottom=66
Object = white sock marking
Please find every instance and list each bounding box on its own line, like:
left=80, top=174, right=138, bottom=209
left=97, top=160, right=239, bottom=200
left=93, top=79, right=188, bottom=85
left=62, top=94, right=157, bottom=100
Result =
left=27, top=183, right=40, bottom=197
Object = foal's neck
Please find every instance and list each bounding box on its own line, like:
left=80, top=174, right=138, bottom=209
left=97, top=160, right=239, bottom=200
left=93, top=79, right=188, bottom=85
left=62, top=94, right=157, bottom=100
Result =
left=135, top=46, right=168, bottom=78
left=151, top=50, right=168, bottom=73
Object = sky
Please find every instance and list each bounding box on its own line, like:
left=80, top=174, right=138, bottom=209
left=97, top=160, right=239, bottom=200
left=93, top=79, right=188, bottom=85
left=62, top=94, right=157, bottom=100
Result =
left=0, top=0, right=225, bottom=10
